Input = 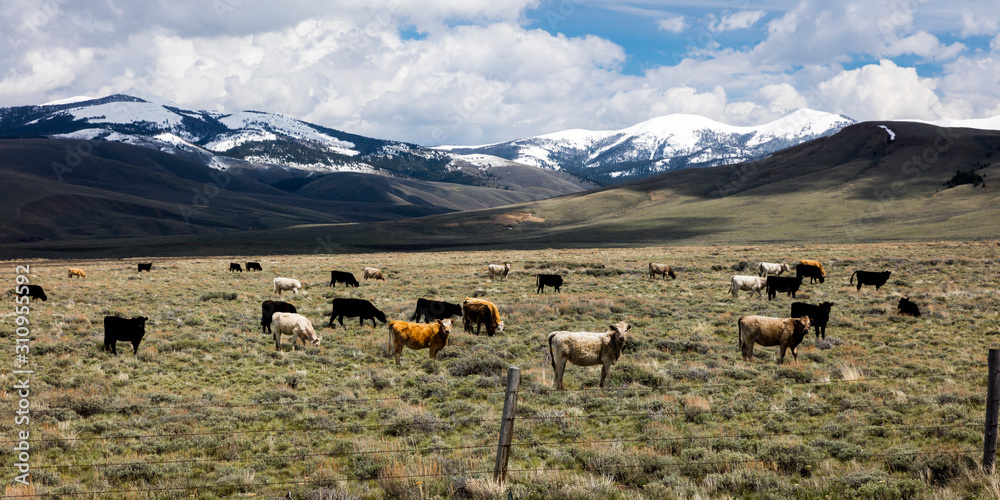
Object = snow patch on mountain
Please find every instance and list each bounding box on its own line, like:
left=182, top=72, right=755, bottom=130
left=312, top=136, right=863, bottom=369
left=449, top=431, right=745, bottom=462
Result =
left=41, top=96, right=95, bottom=106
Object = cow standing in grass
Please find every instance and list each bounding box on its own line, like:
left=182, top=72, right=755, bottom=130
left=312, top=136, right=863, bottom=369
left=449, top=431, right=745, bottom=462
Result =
left=790, top=302, right=834, bottom=340
left=536, top=274, right=563, bottom=293
left=648, top=263, right=677, bottom=280
left=261, top=300, right=297, bottom=334
left=850, top=270, right=892, bottom=291
left=796, top=263, right=825, bottom=284
left=410, top=298, right=463, bottom=323
left=68, top=268, right=86, bottom=278
left=229, top=263, right=243, bottom=273
left=330, top=271, right=360, bottom=287
left=758, top=262, right=789, bottom=277
left=898, top=297, right=921, bottom=317
left=548, top=321, right=630, bottom=390
left=363, top=267, right=385, bottom=281
left=18, top=284, right=47, bottom=302
left=328, top=298, right=387, bottom=328
left=738, top=315, right=811, bottom=364
left=766, top=276, right=802, bottom=300
left=728, top=275, right=766, bottom=299
left=137, top=263, right=152, bottom=272
left=488, top=263, right=511, bottom=281
left=271, top=312, right=320, bottom=351
left=462, top=298, right=503, bottom=336
left=273, top=277, right=302, bottom=295
left=103, top=316, right=149, bottom=355
left=246, top=262, right=263, bottom=272
left=387, top=319, right=452, bottom=365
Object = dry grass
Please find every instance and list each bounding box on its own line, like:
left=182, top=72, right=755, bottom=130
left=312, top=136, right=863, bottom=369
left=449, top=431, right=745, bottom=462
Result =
left=2, top=241, right=999, bottom=498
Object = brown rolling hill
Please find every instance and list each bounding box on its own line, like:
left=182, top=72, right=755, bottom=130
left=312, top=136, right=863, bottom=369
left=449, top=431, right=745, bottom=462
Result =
left=2, top=122, right=998, bottom=258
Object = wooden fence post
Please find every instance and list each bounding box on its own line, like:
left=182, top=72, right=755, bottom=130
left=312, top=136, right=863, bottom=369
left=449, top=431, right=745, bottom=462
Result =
left=984, top=349, right=1000, bottom=474
left=494, top=366, right=521, bottom=484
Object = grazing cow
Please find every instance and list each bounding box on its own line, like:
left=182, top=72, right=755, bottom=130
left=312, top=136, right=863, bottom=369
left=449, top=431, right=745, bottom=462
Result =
left=17, top=284, right=47, bottom=301
left=229, top=263, right=243, bottom=273
left=137, top=263, right=152, bottom=273
left=387, top=319, right=452, bottom=365
left=271, top=312, right=320, bottom=351
left=488, top=263, right=511, bottom=281
left=68, top=268, right=86, bottom=279
left=103, top=316, right=149, bottom=355
left=246, top=262, right=263, bottom=272
left=548, top=321, right=630, bottom=390
left=410, top=298, right=463, bottom=323
left=462, top=298, right=504, bottom=336
left=648, top=263, right=677, bottom=280
left=758, top=262, right=790, bottom=277
left=273, top=277, right=302, bottom=295
left=363, top=267, right=385, bottom=281
left=850, top=270, right=892, bottom=291
left=328, top=298, right=387, bottom=328
left=536, top=274, right=563, bottom=293
left=261, top=300, right=297, bottom=334
left=790, top=302, right=835, bottom=340
left=329, top=270, right=360, bottom=287
left=898, top=297, right=921, bottom=317
left=738, top=315, right=812, bottom=364
left=728, top=275, right=767, bottom=299
left=798, top=260, right=826, bottom=277
left=796, top=263, right=825, bottom=284
left=766, top=276, right=802, bottom=301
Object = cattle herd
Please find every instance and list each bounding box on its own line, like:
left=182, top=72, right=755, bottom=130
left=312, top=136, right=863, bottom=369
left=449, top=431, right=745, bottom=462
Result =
left=14, top=256, right=924, bottom=390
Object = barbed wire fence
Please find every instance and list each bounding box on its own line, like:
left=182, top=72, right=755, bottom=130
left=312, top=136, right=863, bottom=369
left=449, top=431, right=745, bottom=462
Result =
left=3, top=353, right=997, bottom=499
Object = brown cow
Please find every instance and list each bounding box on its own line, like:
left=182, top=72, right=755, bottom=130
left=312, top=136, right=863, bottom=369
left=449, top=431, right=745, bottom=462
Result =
left=648, top=262, right=677, bottom=279
left=387, top=319, right=452, bottom=365
left=798, top=259, right=826, bottom=277
left=462, top=298, right=504, bottom=336
left=738, top=315, right=811, bottom=364
left=68, top=268, right=87, bottom=278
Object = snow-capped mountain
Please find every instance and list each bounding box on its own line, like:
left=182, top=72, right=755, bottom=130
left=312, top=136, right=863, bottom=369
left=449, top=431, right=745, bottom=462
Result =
left=438, top=109, right=856, bottom=184
left=0, top=93, right=457, bottom=181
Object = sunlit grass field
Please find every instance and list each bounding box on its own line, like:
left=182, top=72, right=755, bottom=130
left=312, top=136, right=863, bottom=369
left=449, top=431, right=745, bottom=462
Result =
left=3, top=240, right=1000, bottom=499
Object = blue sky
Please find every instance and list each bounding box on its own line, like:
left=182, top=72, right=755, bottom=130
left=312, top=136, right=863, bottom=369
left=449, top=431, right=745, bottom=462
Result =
left=0, top=0, right=998, bottom=145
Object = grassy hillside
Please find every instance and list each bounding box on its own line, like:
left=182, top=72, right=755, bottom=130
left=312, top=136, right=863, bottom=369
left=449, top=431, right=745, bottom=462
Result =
left=3, top=241, right=998, bottom=498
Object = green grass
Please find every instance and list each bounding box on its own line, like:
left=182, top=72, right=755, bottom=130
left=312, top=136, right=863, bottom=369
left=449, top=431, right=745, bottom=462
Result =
left=3, top=241, right=1000, bottom=498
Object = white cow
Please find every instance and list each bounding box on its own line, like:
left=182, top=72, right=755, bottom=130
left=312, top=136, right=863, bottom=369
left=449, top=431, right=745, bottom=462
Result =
left=363, top=267, right=385, bottom=281
left=728, top=275, right=767, bottom=298
left=273, top=277, right=302, bottom=295
left=271, top=312, right=321, bottom=351
left=547, top=321, right=630, bottom=390
left=488, top=263, right=511, bottom=281
left=758, top=262, right=790, bottom=277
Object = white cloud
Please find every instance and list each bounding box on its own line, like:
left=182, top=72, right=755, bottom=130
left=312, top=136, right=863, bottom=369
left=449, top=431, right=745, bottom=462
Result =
left=656, top=16, right=687, bottom=34
left=961, top=9, right=999, bottom=37
left=816, top=60, right=943, bottom=120
left=708, top=10, right=766, bottom=33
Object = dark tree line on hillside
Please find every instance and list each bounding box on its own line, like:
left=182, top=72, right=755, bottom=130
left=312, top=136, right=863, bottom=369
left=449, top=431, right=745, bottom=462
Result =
left=944, top=169, right=985, bottom=189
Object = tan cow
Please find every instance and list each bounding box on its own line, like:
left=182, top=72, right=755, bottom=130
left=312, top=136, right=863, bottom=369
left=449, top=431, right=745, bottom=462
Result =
left=488, top=263, right=511, bottom=281
left=462, top=298, right=504, bottom=336
left=271, top=312, right=320, bottom=351
left=68, top=268, right=87, bottom=278
left=387, top=319, right=452, bottom=365
left=548, top=321, right=630, bottom=390
left=648, top=262, right=677, bottom=280
left=363, top=267, right=385, bottom=281
left=737, top=315, right=811, bottom=364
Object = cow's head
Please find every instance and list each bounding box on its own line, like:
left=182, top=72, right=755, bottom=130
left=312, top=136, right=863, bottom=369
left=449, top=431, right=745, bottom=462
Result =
left=438, top=319, right=453, bottom=339
left=610, top=321, right=630, bottom=359
left=375, top=309, right=388, bottom=323
left=793, top=316, right=811, bottom=336
left=311, top=336, right=321, bottom=346
left=668, top=268, right=677, bottom=279
left=781, top=263, right=790, bottom=272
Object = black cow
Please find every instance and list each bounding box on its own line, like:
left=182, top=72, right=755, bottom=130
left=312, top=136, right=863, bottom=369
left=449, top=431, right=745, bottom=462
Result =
left=537, top=274, right=563, bottom=293
left=329, top=298, right=387, bottom=328
left=329, top=270, right=360, bottom=287
left=137, top=263, right=152, bottom=272
left=795, top=264, right=825, bottom=284
left=17, top=285, right=47, bottom=302
left=790, top=301, right=834, bottom=340
left=246, top=261, right=263, bottom=272
left=410, top=298, right=463, bottom=322
left=103, top=316, right=149, bottom=355
left=898, top=297, right=921, bottom=317
left=229, top=263, right=243, bottom=273
left=261, top=300, right=297, bottom=334
left=766, top=276, right=802, bottom=301
left=850, top=270, right=891, bottom=291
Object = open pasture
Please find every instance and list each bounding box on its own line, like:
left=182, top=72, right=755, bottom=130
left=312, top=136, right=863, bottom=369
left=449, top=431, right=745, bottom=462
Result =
left=3, top=241, right=1000, bottom=499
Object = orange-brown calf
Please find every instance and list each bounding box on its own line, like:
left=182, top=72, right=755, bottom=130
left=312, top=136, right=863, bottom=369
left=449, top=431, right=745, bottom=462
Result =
left=387, top=319, right=452, bottom=365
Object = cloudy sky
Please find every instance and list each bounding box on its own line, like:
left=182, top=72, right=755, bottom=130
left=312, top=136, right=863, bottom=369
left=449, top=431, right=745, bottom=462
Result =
left=1, top=0, right=998, bottom=145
